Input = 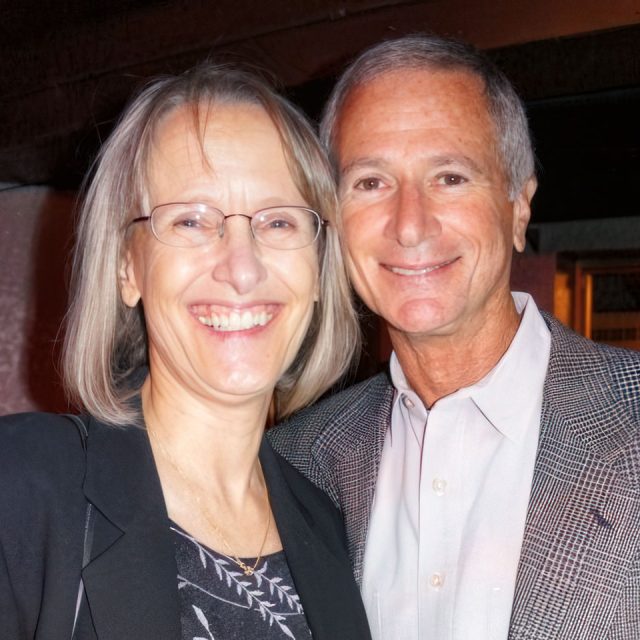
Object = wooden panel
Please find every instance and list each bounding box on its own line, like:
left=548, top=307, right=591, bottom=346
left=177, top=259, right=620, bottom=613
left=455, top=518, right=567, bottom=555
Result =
left=511, top=253, right=557, bottom=313
left=1, top=0, right=639, bottom=184
left=0, top=187, right=75, bottom=413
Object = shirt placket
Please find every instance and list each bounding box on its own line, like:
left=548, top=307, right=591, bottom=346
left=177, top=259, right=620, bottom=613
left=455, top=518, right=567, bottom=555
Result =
left=418, top=400, right=466, bottom=640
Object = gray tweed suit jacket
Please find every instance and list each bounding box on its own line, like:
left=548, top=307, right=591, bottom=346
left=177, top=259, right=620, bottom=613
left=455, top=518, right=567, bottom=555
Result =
left=268, top=314, right=640, bottom=639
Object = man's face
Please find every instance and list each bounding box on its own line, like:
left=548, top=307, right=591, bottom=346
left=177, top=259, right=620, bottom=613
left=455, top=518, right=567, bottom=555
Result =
left=335, top=68, right=534, bottom=343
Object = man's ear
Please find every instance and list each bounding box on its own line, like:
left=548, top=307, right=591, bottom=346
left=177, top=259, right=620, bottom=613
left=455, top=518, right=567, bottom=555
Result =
left=512, top=177, right=537, bottom=253
left=119, top=249, right=141, bottom=308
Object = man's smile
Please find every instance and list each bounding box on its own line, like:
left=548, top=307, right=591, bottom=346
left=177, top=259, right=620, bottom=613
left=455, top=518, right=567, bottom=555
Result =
left=383, top=257, right=458, bottom=276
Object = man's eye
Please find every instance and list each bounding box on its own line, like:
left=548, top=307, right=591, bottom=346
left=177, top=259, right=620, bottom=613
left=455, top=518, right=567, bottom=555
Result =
left=438, top=174, right=467, bottom=186
left=354, top=177, right=383, bottom=191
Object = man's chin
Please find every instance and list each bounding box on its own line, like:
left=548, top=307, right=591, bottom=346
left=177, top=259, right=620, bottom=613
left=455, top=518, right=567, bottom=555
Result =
left=384, top=310, right=461, bottom=343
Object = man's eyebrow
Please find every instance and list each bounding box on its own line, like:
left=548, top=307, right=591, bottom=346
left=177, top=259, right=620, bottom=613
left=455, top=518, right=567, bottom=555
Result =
left=339, top=153, right=485, bottom=176
left=339, top=157, right=388, bottom=176
left=430, top=154, right=483, bottom=174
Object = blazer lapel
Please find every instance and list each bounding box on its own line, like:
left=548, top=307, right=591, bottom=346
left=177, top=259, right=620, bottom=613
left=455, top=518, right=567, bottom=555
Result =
left=510, top=319, right=640, bottom=639
left=312, top=374, right=394, bottom=583
left=260, top=440, right=369, bottom=640
left=80, top=417, right=181, bottom=640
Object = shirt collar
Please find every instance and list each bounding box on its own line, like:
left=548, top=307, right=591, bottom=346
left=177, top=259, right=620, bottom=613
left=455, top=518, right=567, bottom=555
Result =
left=466, top=292, right=550, bottom=442
left=389, top=292, right=551, bottom=443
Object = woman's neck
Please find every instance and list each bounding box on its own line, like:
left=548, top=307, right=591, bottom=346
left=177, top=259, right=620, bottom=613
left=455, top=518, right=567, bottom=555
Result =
left=140, top=371, right=271, bottom=500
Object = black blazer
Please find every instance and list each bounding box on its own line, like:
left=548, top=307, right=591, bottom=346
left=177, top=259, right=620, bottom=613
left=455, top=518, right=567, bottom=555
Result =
left=0, top=412, right=371, bottom=640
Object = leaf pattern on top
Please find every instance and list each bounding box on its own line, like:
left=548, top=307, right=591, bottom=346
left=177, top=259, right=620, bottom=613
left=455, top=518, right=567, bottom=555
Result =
left=171, top=525, right=311, bottom=640
left=192, top=605, right=215, bottom=640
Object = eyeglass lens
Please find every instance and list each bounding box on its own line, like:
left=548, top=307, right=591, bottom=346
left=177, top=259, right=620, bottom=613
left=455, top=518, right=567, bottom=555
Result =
left=151, top=204, right=320, bottom=250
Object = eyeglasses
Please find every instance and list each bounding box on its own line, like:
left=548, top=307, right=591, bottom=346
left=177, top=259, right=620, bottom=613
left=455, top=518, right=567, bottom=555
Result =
left=130, top=203, right=327, bottom=250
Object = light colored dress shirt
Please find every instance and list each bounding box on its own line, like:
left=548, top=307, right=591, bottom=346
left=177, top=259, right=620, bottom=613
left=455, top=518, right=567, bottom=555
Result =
left=361, top=293, right=551, bottom=640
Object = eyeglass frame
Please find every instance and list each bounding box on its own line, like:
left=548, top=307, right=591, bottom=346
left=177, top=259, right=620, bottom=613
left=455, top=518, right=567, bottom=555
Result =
left=128, top=202, right=329, bottom=250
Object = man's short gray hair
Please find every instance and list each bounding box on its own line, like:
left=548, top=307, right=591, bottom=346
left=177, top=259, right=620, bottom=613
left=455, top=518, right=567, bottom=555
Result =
left=320, top=34, right=535, bottom=200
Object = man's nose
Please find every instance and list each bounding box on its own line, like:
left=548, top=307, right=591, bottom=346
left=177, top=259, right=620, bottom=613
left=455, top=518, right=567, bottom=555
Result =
left=211, top=217, right=267, bottom=294
left=390, top=182, right=441, bottom=247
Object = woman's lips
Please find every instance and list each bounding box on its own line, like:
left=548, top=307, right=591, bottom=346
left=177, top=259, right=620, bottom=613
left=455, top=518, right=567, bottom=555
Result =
left=190, top=303, right=278, bottom=332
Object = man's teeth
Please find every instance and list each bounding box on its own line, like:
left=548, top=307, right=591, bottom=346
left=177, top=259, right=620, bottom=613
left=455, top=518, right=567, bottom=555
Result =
left=198, top=310, right=272, bottom=331
left=389, top=259, right=454, bottom=276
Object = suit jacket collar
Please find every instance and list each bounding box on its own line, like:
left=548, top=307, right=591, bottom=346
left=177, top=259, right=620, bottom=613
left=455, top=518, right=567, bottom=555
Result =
left=310, top=372, right=394, bottom=583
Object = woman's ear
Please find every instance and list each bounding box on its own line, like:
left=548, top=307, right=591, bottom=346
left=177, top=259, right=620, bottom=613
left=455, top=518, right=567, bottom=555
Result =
left=119, top=249, right=141, bottom=307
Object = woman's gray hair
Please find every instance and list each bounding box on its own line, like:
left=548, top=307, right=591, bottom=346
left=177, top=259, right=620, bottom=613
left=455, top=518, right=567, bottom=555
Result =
left=63, top=63, right=360, bottom=426
left=320, top=34, right=535, bottom=200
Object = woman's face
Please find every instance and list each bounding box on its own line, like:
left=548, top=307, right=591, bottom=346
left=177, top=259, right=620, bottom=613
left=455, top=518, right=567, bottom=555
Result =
left=120, top=102, right=319, bottom=405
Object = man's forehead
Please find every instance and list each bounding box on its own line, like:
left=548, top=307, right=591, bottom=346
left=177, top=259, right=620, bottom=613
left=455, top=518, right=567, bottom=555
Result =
left=333, top=68, right=494, bottom=161
left=342, top=67, right=485, bottom=113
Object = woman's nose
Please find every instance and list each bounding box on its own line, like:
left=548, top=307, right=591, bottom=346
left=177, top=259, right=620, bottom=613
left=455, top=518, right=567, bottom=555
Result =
left=211, top=217, right=268, bottom=294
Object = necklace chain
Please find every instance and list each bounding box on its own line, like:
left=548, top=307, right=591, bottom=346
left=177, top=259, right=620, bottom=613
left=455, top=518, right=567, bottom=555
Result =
left=148, top=428, right=271, bottom=576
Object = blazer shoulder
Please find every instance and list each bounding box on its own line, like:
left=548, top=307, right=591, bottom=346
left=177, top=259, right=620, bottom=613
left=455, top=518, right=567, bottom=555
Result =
left=592, top=341, right=640, bottom=422
left=546, top=316, right=640, bottom=418
left=269, top=372, right=393, bottom=450
left=270, top=443, right=343, bottom=523
left=0, top=412, right=87, bottom=497
left=0, top=411, right=87, bottom=453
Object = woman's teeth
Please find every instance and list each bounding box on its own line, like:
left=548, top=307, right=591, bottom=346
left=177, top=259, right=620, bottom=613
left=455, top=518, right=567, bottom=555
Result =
left=198, top=310, right=272, bottom=331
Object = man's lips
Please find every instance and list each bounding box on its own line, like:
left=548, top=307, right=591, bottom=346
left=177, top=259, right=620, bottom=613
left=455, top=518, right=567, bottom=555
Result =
left=383, top=257, right=458, bottom=276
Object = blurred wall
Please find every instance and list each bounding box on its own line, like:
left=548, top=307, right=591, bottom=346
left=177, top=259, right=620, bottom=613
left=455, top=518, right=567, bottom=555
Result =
left=0, top=187, right=75, bottom=414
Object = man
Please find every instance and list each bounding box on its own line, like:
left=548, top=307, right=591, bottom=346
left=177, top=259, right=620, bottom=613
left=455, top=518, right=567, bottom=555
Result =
left=268, top=35, right=640, bottom=639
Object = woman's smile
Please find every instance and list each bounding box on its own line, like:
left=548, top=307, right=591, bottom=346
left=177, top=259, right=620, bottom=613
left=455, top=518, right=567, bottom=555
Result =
left=191, top=303, right=278, bottom=332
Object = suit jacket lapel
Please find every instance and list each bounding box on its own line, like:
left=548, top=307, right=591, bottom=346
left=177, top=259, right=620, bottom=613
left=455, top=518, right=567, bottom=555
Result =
left=260, top=439, right=369, bottom=639
left=510, top=318, right=640, bottom=639
left=311, top=373, right=394, bottom=583
left=80, top=416, right=181, bottom=640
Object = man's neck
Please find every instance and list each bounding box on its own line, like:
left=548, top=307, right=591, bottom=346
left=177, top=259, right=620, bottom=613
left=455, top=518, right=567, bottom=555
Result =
left=390, top=299, right=523, bottom=408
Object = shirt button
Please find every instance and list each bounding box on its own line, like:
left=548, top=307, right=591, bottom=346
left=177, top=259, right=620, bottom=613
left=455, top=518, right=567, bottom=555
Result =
left=402, top=395, right=414, bottom=409
left=432, top=478, right=447, bottom=496
left=430, top=573, right=445, bottom=589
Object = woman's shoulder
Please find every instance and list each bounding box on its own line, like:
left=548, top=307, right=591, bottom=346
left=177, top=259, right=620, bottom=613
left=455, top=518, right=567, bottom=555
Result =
left=0, top=412, right=87, bottom=488
left=0, top=411, right=86, bottom=449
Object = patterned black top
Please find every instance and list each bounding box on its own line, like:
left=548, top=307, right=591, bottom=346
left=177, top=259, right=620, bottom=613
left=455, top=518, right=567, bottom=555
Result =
left=171, top=523, right=313, bottom=640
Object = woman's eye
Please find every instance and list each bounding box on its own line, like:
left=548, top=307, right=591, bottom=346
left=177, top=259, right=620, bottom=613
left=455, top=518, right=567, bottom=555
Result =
left=438, top=174, right=467, bottom=186
left=266, top=218, right=293, bottom=229
left=172, top=213, right=217, bottom=230
left=174, top=217, right=201, bottom=228
left=354, top=177, right=383, bottom=191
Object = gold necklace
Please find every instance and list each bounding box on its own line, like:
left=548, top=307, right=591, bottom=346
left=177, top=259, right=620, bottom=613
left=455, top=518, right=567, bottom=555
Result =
left=148, top=427, right=271, bottom=576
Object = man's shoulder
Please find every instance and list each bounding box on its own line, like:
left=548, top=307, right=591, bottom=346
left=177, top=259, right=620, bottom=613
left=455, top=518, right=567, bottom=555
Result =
left=268, top=372, right=394, bottom=460
left=544, top=315, right=640, bottom=439
left=266, top=440, right=342, bottom=520
left=275, top=371, right=392, bottom=433
left=546, top=314, right=640, bottom=387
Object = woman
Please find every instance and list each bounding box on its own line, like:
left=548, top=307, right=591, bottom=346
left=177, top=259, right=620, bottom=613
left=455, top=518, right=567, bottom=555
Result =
left=0, top=64, right=369, bottom=639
